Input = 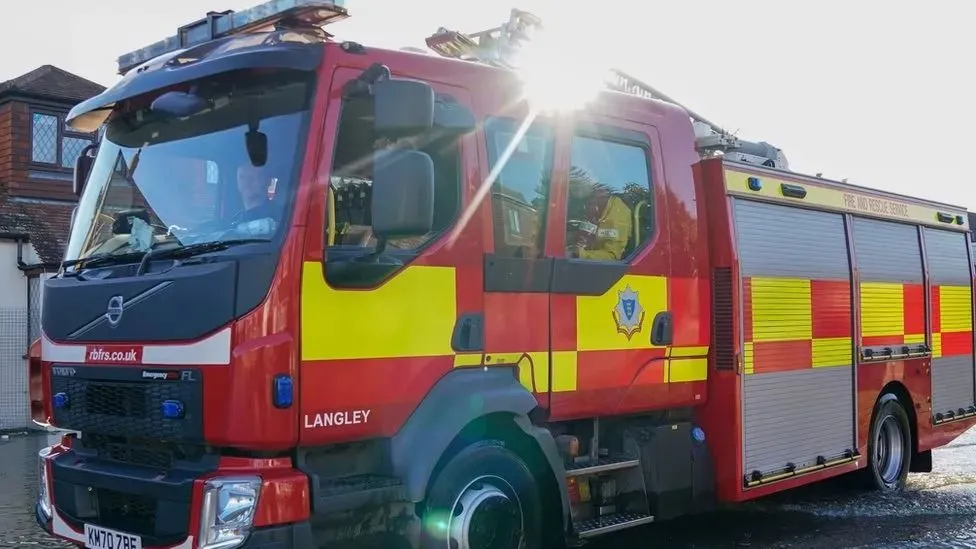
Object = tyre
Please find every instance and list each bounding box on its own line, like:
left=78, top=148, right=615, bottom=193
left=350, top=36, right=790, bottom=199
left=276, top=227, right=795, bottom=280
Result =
left=862, top=394, right=912, bottom=490
left=421, top=440, right=543, bottom=549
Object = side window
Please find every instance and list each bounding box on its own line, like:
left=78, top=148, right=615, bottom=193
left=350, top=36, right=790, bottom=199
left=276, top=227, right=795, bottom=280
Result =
left=485, top=118, right=554, bottom=259
left=327, top=95, right=461, bottom=251
left=566, top=134, right=654, bottom=261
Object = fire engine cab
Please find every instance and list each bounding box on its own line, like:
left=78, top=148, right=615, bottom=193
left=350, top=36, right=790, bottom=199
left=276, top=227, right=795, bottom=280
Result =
left=30, top=1, right=976, bottom=548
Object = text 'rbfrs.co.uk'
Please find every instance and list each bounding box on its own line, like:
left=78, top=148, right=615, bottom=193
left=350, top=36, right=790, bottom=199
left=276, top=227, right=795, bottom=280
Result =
left=85, top=346, right=143, bottom=364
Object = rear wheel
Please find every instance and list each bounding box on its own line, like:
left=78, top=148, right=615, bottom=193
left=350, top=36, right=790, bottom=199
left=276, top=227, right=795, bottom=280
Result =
left=863, top=395, right=912, bottom=490
left=421, top=441, right=543, bottom=549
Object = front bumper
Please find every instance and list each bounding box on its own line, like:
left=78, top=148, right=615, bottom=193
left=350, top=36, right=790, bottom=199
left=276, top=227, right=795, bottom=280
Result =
left=36, top=443, right=312, bottom=549
left=36, top=503, right=316, bottom=549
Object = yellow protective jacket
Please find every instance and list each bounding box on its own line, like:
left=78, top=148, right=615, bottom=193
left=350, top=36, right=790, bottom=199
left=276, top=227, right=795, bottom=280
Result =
left=578, top=195, right=632, bottom=261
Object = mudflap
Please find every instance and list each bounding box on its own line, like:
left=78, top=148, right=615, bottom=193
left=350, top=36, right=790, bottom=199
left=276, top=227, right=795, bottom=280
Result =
left=910, top=449, right=933, bottom=473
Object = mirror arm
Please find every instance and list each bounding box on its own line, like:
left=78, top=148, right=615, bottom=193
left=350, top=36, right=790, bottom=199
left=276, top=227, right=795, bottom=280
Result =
left=344, top=62, right=391, bottom=98
left=359, top=236, right=387, bottom=263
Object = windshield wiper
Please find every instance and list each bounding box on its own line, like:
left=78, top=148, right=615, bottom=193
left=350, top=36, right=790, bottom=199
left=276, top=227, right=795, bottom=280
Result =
left=135, top=239, right=269, bottom=275
left=61, top=251, right=146, bottom=273
left=61, top=234, right=178, bottom=272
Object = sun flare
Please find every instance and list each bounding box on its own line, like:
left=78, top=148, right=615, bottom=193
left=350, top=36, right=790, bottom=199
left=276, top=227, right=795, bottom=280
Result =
left=510, top=24, right=610, bottom=112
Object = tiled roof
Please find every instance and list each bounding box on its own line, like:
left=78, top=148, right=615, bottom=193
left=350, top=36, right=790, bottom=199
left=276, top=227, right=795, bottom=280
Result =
left=0, top=200, right=74, bottom=264
left=0, top=65, right=105, bottom=103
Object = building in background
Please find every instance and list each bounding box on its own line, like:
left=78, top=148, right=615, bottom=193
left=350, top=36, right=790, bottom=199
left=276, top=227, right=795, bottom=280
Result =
left=0, top=65, right=104, bottom=432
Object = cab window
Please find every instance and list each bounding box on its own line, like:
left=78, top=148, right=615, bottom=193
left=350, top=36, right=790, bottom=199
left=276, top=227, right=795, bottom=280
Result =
left=328, top=95, right=460, bottom=251
left=484, top=118, right=554, bottom=259
left=325, top=95, right=462, bottom=287
left=565, top=133, right=654, bottom=261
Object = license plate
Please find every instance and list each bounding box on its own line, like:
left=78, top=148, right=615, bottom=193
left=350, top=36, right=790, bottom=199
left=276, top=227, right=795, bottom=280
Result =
left=84, top=523, right=142, bottom=549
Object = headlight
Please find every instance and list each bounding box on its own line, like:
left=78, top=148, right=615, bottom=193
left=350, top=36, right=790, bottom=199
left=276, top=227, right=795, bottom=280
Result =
left=198, top=476, right=261, bottom=549
left=37, top=447, right=52, bottom=518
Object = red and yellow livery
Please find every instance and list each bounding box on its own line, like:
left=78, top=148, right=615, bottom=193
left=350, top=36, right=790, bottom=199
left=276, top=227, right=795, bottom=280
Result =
left=28, top=3, right=976, bottom=549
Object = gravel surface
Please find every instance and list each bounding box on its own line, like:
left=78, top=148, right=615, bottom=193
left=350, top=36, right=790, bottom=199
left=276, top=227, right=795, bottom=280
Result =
left=600, top=427, right=976, bottom=548
left=3, top=428, right=974, bottom=548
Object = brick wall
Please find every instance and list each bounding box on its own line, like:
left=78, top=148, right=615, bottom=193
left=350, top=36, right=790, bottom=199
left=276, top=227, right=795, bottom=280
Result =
left=5, top=103, right=35, bottom=198
left=0, top=104, right=11, bottom=196
left=4, top=101, right=78, bottom=202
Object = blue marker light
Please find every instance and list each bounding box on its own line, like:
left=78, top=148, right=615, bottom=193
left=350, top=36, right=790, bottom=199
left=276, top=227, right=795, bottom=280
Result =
left=691, top=426, right=706, bottom=444
left=747, top=177, right=762, bottom=191
left=52, top=392, right=69, bottom=409
left=273, top=375, right=293, bottom=409
left=161, top=400, right=185, bottom=419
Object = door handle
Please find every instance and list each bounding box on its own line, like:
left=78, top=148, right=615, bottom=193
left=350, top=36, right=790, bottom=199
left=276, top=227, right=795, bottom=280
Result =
left=451, top=313, right=484, bottom=352
left=650, top=311, right=673, bottom=346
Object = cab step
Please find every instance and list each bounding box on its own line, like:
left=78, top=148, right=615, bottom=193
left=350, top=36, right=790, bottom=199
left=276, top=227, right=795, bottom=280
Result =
left=312, top=474, right=405, bottom=514
left=566, top=456, right=640, bottom=477
left=577, top=512, right=655, bottom=538
left=560, top=418, right=655, bottom=541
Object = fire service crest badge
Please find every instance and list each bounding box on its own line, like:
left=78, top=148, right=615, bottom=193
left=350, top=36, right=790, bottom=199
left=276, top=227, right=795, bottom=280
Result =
left=612, top=285, right=645, bottom=340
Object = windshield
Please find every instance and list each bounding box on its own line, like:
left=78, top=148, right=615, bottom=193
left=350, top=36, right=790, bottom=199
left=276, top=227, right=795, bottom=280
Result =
left=64, top=69, right=313, bottom=263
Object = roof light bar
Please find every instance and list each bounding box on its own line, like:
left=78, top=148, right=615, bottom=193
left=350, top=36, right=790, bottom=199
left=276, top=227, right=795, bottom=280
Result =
left=116, top=0, right=348, bottom=75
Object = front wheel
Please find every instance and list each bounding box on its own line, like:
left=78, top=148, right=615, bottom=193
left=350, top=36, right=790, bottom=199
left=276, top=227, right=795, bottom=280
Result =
left=421, top=441, right=543, bottom=549
left=863, top=395, right=912, bottom=490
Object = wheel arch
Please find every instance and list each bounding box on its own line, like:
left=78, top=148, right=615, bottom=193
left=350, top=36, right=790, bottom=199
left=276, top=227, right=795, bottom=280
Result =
left=389, top=367, right=571, bottom=534
left=875, top=381, right=920, bottom=459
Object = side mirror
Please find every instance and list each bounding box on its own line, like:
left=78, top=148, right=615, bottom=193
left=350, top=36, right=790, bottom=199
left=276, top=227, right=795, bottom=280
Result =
left=374, top=78, right=434, bottom=137
left=73, top=143, right=98, bottom=197
left=371, top=150, right=434, bottom=239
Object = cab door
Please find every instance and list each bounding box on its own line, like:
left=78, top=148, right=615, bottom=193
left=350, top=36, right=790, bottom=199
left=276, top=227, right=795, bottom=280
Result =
left=545, top=114, right=679, bottom=420
left=299, top=65, right=484, bottom=445
left=481, top=114, right=557, bottom=410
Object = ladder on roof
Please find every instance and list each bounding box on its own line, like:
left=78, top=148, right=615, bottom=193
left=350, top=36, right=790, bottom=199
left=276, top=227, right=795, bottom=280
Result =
left=425, top=8, right=789, bottom=170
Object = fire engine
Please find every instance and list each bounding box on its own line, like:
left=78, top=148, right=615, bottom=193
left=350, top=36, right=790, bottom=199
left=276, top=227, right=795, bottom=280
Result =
left=29, top=1, right=976, bottom=548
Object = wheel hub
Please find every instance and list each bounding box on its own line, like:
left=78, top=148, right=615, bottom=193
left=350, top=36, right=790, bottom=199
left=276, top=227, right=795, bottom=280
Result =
left=448, top=477, right=524, bottom=549
left=876, top=415, right=905, bottom=484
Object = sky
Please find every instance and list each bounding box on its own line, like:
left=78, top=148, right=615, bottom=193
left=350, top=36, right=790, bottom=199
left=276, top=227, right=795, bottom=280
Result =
left=2, top=0, right=974, bottom=208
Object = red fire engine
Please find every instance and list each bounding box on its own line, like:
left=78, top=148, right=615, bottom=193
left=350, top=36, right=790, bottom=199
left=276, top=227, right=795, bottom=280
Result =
left=29, top=2, right=976, bottom=548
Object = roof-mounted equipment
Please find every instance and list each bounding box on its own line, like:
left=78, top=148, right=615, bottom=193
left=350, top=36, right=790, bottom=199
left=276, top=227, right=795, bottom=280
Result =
left=425, top=8, right=790, bottom=171
left=116, top=0, right=349, bottom=75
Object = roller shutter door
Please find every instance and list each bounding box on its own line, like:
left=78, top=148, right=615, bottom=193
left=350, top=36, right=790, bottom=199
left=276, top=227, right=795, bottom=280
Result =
left=734, top=199, right=856, bottom=482
left=923, top=227, right=976, bottom=419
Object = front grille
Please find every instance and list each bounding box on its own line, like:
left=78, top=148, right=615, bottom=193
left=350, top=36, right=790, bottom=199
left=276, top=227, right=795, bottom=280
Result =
left=50, top=365, right=202, bottom=441
left=82, top=435, right=175, bottom=469
left=78, top=434, right=208, bottom=470
left=94, top=489, right=157, bottom=534
left=53, top=481, right=189, bottom=546
left=85, top=384, right=149, bottom=418
left=104, top=443, right=173, bottom=469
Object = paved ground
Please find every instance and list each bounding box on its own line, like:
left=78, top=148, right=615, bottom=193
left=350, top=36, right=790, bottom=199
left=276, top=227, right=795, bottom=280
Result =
left=3, top=428, right=974, bottom=548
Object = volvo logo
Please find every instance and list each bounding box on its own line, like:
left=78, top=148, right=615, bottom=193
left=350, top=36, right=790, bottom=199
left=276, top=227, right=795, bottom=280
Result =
left=106, top=296, right=124, bottom=327
left=67, top=281, right=175, bottom=340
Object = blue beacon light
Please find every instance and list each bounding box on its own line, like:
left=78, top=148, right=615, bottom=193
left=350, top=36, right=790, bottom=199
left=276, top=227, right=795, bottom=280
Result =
left=161, top=400, right=185, bottom=419
left=52, top=392, right=69, bottom=409
left=273, top=375, right=294, bottom=409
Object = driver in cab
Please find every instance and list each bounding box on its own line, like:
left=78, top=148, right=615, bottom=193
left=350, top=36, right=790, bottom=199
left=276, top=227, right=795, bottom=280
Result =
left=568, top=181, right=632, bottom=261
left=234, top=163, right=279, bottom=235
